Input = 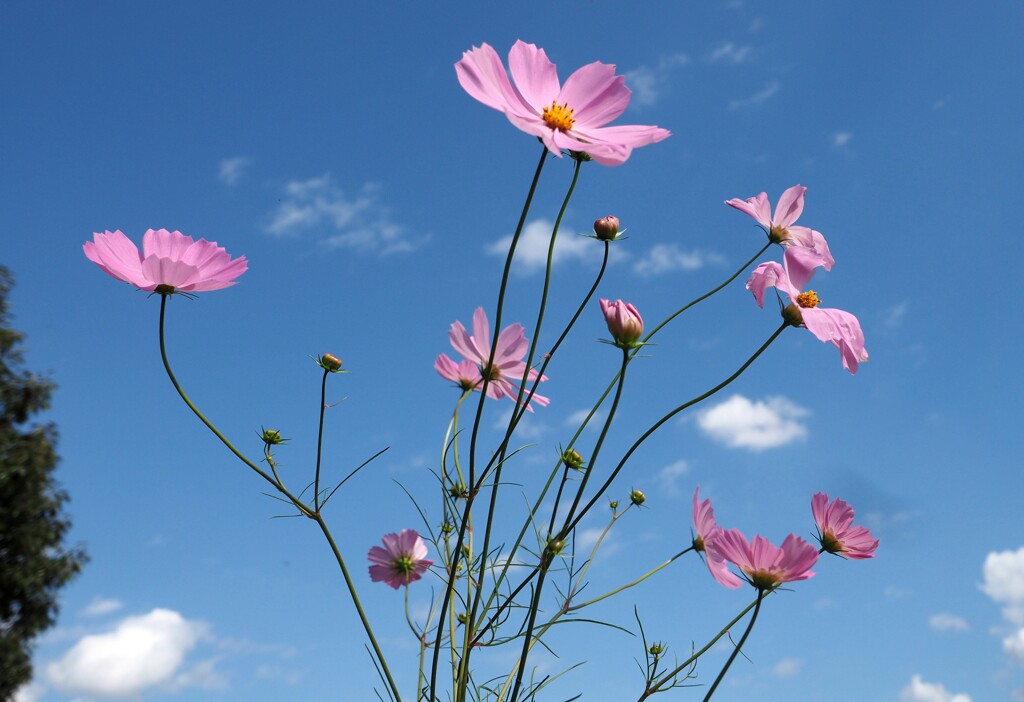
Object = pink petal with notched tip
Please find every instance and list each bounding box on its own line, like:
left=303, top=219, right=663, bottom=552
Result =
left=725, top=192, right=772, bottom=228
left=507, top=40, right=560, bottom=111
left=455, top=43, right=534, bottom=118
left=83, top=231, right=149, bottom=288
left=557, top=61, right=630, bottom=127
left=773, top=185, right=807, bottom=229
left=800, top=307, right=868, bottom=374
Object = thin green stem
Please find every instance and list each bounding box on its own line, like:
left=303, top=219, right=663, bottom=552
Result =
left=314, top=368, right=328, bottom=511
left=701, top=590, right=765, bottom=702
left=157, top=295, right=401, bottom=701
left=567, top=546, right=692, bottom=612
left=566, top=323, right=788, bottom=535
left=430, top=145, right=549, bottom=701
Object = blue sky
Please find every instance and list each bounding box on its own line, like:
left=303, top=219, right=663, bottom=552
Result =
left=4, top=2, right=1023, bottom=701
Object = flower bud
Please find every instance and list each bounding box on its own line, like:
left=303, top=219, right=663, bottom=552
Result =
left=600, top=299, right=644, bottom=348
left=629, top=489, right=646, bottom=506
left=609, top=500, right=619, bottom=511
left=593, top=215, right=620, bottom=241
left=561, top=448, right=585, bottom=470
left=648, top=642, right=665, bottom=656
left=260, top=428, right=286, bottom=445
left=319, top=353, right=343, bottom=371
left=449, top=483, right=469, bottom=499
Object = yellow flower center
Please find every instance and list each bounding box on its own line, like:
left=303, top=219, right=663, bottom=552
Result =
left=542, top=101, right=576, bottom=131
left=796, top=290, right=820, bottom=309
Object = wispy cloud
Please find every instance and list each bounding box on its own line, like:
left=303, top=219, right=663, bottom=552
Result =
left=81, top=596, right=124, bottom=617
left=696, top=394, right=809, bottom=451
left=632, top=244, right=722, bottom=277
left=771, top=657, right=803, bottom=678
left=486, top=219, right=600, bottom=274
left=654, top=459, right=690, bottom=497
left=625, top=53, right=689, bottom=108
left=884, top=301, right=908, bottom=329
left=708, top=42, right=752, bottom=64
left=47, top=608, right=209, bottom=698
left=218, top=156, right=251, bottom=186
left=729, top=81, right=780, bottom=109
left=266, top=174, right=423, bottom=255
left=831, top=131, right=853, bottom=148
left=928, top=612, right=968, bottom=632
left=565, top=407, right=606, bottom=432
left=900, top=675, right=972, bottom=702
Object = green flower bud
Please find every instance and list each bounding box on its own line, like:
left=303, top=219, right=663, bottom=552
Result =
left=629, top=489, right=646, bottom=506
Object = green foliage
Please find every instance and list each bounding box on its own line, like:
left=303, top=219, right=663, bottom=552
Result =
left=0, top=267, right=87, bottom=698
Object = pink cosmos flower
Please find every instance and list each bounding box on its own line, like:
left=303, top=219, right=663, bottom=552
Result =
left=368, top=529, right=433, bottom=589
left=746, top=251, right=868, bottom=374
left=725, top=185, right=834, bottom=276
left=811, top=492, right=879, bottom=559
left=455, top=40, right=670, bottom=166
left=436, top=307, right=549, bottom=410
left=84, top=229, right=247, bottom=293
left=599, top=299, right=644, bottom=348
left=712, top=529, right=819, bottom=590
left=692, top=488, right=743, bottom=589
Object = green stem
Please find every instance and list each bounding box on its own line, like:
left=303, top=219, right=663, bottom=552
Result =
left=314, top=368, right=328, bottom=511
left=567, top=546, right=692, bottom=612
left=701, top=589, right=765, bottom=702
left=158, top=295, right=402, bottom=701
left=566, top=323, right=788, bottom=536
left=430, top=145, right=549, bottom=701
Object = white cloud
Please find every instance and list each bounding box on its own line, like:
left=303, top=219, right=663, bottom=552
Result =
left=771, top=657, right=803, bottom=678
left=218, top=156, right=251, bottom=185
left=1004, top=628, right=1024, bottom=664
left=565, top=408, right=605, bottom=431
left=708, top=42, right=752, bottom=64
left=928, top=612, right=969, bottom=632
left=981, top=547, right=1024, bottom=606
left=900, top=675, right=972, bottom=702
left=48, top=608, right=208, bottom=698
left=486, top=219, right=599, bottom=274
left=624, top=53, right=689, bottom=108
left=575, top=527, right=619, bottom=558
left=82, top=597, right=123, bottom=617
left=655, top=459, right=690, bottom=497
left=13, top=682, right=44, bottom=702
left=266, top=174, right=422, bottom=255
left=696, top=394, right=809, bottom=451
left=832, top=131, right=853, bottom=148
left=632, top=244, right=722, bottom=277
left=729, top=81, right=780, bottom=109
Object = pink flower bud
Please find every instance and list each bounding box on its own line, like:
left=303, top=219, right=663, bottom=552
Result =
left=600, top=299, right=644, bottom=348
left=593, top=215, right=620, bottom=241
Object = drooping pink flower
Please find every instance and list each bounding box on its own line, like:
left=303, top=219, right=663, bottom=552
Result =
left=725, top=185, right=834, bottom=276
left=811, top=492, right=879, bottom=559
left=84, top=229, right=247, bottom=293
left=455, top=40, right=670, bottom=166
left=368, top=529, right=433, bottom=589
left=746, top=251, right=868, bottom=374
left=692, top=488, right=743, bottom=589
left=599, top=299, right=644, bottom=348
left=438, top=307, right=549, bottom=410
left=712, top=529, right=819, bottom=590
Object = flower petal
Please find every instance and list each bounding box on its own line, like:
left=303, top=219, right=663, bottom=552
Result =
left=507, top=40, right=560, bottom=112
left=726, top=193, right=771, bottom=228
left=773, top=185, right=806, bottom=229
left=799, top=307, right=869, bottom=374
left=558, top=61, right=630, bottom=127
left=455, top=43, right=535, bottom=119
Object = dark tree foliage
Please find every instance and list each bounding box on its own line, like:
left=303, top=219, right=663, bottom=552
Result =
left=0, top=267, right=86, bottom=697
